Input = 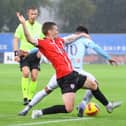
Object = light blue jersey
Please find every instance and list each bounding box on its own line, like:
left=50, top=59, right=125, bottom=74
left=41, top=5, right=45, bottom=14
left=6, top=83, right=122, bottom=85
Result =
left=65, top=37, right=111, bottom=70
left=29, top=37, right=111, bottom=70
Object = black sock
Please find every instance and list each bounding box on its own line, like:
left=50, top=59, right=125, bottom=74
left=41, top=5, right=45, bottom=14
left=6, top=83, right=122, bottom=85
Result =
left=42, top=105, right=68, bottom=115
left=92, top=87, right=109, bottom=106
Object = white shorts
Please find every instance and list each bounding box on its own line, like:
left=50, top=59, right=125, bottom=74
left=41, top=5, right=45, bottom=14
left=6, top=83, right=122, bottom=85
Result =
left=74, top=69, right=96, bottom=81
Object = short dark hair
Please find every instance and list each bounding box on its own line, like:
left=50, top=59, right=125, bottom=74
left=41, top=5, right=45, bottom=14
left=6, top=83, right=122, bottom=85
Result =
left=76, top=25, right=89, bottom=34
left=42, top=22, right=57, bottom=35
left=27, top=6, right=38, bottom=12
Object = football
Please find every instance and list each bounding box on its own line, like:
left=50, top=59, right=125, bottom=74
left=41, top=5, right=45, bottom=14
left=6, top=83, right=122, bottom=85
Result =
left=84, top=102, right=100, bottom=116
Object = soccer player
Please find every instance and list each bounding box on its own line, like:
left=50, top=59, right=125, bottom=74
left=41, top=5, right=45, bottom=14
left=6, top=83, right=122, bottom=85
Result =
left=13, top=6, right=44, bottom=105
left=18, top=26, right=119, bottom=117
left=17, top=13, right=121, bottom=119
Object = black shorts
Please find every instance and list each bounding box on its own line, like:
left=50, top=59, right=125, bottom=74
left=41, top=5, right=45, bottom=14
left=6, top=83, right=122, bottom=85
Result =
left=57, top=71, right=87, bottom=94
left=19, top=52, right=40, bottom=71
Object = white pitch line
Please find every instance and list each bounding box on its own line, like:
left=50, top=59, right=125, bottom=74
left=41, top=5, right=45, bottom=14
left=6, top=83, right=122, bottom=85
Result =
left=10, top=117, right=93, bottom=126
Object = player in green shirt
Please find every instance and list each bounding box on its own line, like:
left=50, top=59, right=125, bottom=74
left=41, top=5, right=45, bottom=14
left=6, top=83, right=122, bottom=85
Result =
left=13, top=6, right=44, bottom=105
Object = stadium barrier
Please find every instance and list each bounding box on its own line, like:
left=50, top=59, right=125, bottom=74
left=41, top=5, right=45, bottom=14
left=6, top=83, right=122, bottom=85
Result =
left=0, top=33, right=126, bottom=64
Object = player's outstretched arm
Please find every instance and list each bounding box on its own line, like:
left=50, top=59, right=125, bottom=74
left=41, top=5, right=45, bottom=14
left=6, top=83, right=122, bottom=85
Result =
left=63, top=33, right=91, bottom=43
left=16, top=12, right=37, bottom=46
left=86, top=39, right=118, bottom=65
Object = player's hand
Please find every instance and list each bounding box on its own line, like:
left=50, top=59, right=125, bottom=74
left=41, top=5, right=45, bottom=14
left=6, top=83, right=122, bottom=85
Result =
left=81, top=33, right=91, bottom=39
left=36, top=51, right=42, bottom=58
left=19, top=50, right=29, bottom=57
left=16, top=12, right=26, bottom=24
left=14, top=56, right=20, bottom=62
left=108, top=58, right=118, bottom=66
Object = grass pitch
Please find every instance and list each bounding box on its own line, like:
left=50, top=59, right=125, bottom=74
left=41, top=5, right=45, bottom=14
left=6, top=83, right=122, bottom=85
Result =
left=0, top=64, right=125, bottom=126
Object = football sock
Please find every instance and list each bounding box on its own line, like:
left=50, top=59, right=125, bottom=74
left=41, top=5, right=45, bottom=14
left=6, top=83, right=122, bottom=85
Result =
left=42, top=105, right=68, bottom=115
left=83, top=89, right=93, bottom=103
left=79, top=90, right=93, bottom=110
left=22, top=105, right=32, bottom=112
left=28, top=80, right=37, bottom=100
left=21, top=77, right=29, bottom=99
left=29, top=89, right=47, bottom=106
left=78, top=101, right=86, bottom=110
left=91, top=87, right=109, bottom=106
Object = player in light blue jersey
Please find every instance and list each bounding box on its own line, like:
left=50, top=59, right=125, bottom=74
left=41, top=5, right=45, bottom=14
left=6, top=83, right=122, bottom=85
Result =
left=66, top=26, right=115, bottom=117
left=19, top=26, right=120, bottom=117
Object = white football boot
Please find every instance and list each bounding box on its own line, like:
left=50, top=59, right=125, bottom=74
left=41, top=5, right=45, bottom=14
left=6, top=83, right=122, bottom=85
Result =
left=31, top=110, right=43, bottom=119
left=106, top=101, right=122, bottom=113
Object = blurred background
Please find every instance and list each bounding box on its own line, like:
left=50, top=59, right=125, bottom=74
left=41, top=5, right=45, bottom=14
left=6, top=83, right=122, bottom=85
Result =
left=0, top=0, right=126, bottom=64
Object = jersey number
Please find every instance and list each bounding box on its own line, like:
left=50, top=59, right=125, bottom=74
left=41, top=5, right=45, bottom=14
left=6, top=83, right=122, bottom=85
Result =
left=65, top=44, right=78, bottom=56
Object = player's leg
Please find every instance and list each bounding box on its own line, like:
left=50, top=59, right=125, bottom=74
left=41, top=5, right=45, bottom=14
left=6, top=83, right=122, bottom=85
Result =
left=78, top=71, right=95, bottom=102
left=19, top=74, right=58, bottom=116
left=31, top=71, right=121, bottom=119
left=19, top=55, right=31, bottom=105
left=77, top=89, right=93, bottom=117
left=82, top=76, right=121, bottom=114
left=29, top=74, right=58, bottom=107
left=31, top=72, right=78, bottom=119
left=62, top=92, right=75, bottom=112
left=28, top=53, right=41, bottom=101
left=28, top=69, right=39, bottom=101
left=77, top=71, right=95, bottom=117
left=21, top=66, right=30, bottom=105
left=31, top=72, right=94, bottom=119
left=31, top=92, right=75, bottom=119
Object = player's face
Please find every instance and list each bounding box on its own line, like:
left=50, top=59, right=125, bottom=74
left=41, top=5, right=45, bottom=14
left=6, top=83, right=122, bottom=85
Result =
left=49, top=25, right=59, bottom=38
left=27, top=9, right=38, bottom=24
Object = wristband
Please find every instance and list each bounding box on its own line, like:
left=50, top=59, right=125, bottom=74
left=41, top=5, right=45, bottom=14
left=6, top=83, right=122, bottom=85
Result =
left=14, top=50, right=19, bottom=56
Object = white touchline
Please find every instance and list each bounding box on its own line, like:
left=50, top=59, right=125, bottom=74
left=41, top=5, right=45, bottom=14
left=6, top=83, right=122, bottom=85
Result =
left=9, top=117, right=94, bottom=126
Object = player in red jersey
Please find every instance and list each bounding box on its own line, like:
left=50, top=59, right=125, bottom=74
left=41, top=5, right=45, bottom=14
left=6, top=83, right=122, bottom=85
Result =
left=17, top=13, right=121, bottom=118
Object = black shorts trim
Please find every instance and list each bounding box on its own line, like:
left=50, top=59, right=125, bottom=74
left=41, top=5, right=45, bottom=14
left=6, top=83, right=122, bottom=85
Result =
left=57, top=71, right=87, bottom=94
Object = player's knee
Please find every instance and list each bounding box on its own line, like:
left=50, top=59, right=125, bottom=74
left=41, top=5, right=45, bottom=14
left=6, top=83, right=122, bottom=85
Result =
left=90, top=81, right=97, bottom=90
left=22, top=67, right=29, bottom=77
left=31, top=74, right=38, bottom=81
left=23, top=72, right=29, bottom=78
left=65, top=105, right=74, bottom=113
left=45, top=87, right=52, bottom=94
left=31, top=76, right=37, bottom=81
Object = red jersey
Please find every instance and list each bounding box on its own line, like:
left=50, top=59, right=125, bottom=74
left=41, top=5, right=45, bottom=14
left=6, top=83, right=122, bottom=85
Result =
left=37, top=37, right=73, bottom=79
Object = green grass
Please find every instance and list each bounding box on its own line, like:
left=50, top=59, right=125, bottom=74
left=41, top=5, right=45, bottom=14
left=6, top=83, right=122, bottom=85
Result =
left=0, top=64, right=125, bottom=126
